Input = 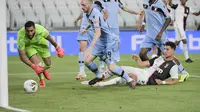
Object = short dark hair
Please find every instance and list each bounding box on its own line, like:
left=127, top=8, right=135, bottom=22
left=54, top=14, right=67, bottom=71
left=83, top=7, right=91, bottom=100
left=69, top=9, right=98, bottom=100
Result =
left=165, top=41, right=176, bottom=50
left=24, top=21, right=35, bottom=28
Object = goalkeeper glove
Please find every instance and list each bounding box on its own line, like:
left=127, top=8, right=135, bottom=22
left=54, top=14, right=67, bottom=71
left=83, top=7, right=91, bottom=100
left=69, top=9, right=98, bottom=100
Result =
left=31, top=64, right=44, bottom=75
left=56, top=46, right=65, bottom=58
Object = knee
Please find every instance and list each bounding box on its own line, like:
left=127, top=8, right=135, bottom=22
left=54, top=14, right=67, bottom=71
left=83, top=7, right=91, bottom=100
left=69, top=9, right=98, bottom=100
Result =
left=139, top=51, right=147, bottom=61
left=84, top=59, right=90, bottom=65
left=182, top=39, right=187, bottom=44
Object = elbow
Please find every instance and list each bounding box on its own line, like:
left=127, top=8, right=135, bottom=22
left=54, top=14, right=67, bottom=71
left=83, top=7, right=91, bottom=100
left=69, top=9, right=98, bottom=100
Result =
left=167, top=17, right=172, bottom=23
left=173, top=80, right=178, bottom=85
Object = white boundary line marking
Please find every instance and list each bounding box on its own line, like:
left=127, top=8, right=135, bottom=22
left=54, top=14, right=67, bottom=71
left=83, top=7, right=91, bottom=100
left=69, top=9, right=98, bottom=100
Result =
left=8, top=71, right=200, bottom=78
left=2, top=106, right=31, bottom=112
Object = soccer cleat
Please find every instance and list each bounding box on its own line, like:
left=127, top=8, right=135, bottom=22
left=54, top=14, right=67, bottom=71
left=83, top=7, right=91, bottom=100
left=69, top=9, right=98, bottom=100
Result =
left=75, top=72, right=87, bottom=80
left=43, top=70, right=51, bottom=80
left=39, top=79, right=46, bottom=87
left=128, top=80, right=136, bottom=89
left=185, top=58, right=193, bottom=63
left=179, top=73, right=190, bottom=82
left=88, top=77, right=104, bottom=85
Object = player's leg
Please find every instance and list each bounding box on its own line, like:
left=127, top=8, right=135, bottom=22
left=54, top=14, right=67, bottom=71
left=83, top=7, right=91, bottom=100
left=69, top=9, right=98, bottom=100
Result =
left=76, top=32, right=89, bottom=80
left=84, top=53, right=104, bottom=82
left=139, top=36, right=153, bottom=61
left=173, top=57, right=190, bottom=82
left=36, top=45, right=52, bottom=80
left=182, top=39, right=193, bottom=63
left=152, top=46, right=158, bottom=58
left=175, top=27, right=193, bottom=63
left=98, top=57, right=105, bottom=72
left=26, top=46, right=45, bottom=87
left=42, top=57, right=51, bottom=80
left=104, top=47, right=136, bottom=89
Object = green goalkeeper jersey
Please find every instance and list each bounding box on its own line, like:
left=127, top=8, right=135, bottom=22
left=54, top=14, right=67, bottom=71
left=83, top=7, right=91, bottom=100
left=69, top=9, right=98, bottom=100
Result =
left=17, top=24, right=49, bottom=50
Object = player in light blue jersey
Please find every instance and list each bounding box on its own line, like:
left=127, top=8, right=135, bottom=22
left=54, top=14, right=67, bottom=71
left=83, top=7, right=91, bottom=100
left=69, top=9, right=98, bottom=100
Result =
left=80, top=0, right=136, bottom=89
left=74, top=0, right=108, bottom=80
left=98, top=0, right=140, bottom=70
left=139, top=0, right=171, bottom=61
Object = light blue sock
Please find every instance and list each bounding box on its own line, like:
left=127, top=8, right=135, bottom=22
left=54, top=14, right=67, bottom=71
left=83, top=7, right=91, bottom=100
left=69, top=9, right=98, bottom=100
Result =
left=79, top=52, right=85, bottom=73
left=178, top=64, right=188, bottom=75
left=112, top=66, right=133, bottom=82
left=86, top=62, right=102, bottom=78
left=99, top=58, right=105, bottom=69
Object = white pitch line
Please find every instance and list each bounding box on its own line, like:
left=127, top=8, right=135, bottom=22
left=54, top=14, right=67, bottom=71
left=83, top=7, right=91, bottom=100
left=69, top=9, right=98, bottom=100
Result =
left=8, top=71, right=200, bottom=78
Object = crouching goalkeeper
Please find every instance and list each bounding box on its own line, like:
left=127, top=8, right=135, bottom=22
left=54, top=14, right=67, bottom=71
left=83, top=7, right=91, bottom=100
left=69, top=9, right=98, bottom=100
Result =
left=17, top=21, right=64, bottom=87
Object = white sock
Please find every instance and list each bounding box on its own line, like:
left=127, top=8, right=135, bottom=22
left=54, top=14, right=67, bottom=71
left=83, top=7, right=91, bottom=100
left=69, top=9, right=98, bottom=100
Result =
left=99, top=77, right=126, bottom=86
left=151, top=54, right=158, bottom=59
left=182, top=44, right=189, bottom=60
left=178, top=64, right=189, bottom=75
left=99, top=58, right=105, bottom=69
left=79, top=52, right=85, bottom=73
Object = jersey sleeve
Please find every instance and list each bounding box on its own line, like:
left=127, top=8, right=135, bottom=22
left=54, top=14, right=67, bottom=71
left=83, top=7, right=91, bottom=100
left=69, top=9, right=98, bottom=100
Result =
left=91, top=10, right=101, bottom=28
left=169, top=65, right=178, bottom=79
left=149, top=57, right=158, bottom=66
left=41, top=26, right=49, bottom=38
left=158, top=1, right=171, bottom=18
left=94, top=0, right=105, bottom=12
left=17, top=32, right=25, bottom=50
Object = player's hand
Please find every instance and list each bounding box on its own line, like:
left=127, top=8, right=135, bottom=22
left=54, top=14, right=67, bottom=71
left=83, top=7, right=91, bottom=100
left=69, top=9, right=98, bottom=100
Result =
left=31, top=64, right=44, bottom=75
left=155, top=32, right=162, bottom=41
left=74, top=19, right=78, bottom=25
left=139, top=25, right=145, bottom=33
left=81, top=29, right=87, bottom=34
left=56, top=46, right=65, bottom=58
left=132, top=54, right=139, bottom=61
left=155, top=79, right=162, bottom=85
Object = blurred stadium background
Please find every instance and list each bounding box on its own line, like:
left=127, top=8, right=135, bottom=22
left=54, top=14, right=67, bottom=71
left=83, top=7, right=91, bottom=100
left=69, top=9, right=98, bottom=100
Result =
left=6, top=0, right=200, bottom=31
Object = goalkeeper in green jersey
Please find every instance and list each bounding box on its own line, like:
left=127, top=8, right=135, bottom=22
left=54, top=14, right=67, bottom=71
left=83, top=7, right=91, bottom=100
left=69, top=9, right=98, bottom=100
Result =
left=17, top=21, right=64, bottom=87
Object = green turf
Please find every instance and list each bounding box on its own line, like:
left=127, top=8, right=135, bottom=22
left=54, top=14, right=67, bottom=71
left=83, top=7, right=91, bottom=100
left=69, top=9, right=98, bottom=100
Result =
left=1, top=54, right=200, bottom=112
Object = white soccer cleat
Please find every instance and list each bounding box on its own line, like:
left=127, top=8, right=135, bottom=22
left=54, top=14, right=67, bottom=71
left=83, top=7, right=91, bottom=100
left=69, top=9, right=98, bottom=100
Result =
left=75, top=72, right=87, bottom=80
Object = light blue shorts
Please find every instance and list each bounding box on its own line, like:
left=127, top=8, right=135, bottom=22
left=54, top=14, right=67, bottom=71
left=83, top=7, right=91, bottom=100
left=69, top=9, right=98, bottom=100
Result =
left=140, top=35, right=168, bottom=52
left=76, top=29, right=94, bottom=43
left=92, top=39, right=118, bottom=64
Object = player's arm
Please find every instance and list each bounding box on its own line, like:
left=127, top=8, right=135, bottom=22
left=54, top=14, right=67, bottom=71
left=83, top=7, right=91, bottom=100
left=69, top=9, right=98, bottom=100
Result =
left=132, top=55, right=150, bottom=67
left=81, top=25, right=91, bottom=34
left=18, top=49, right=33, bottom=67
left=74, top=12, right=83, bottom=25
left=136, top=10, right=145, bottom=30
left=17, top=35, right=33, bottom=67
left=121, top=7, right=140, bottom=15
left=155, top=4, right=171, bottom=41
left=46, top=35, right=58, bottom=48
left=42, top=27, right=64, bottom=58
left=88, top=11, right=101, bottom=49
left=156, top=65, right=178, bottom=85
left=90, top=27, right=101, bottom=48
left=118, top=0, right=140, bottom=15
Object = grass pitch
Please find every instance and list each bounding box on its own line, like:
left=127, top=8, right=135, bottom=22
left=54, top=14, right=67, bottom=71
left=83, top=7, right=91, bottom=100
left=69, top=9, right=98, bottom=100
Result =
left=1, top=54, right=200, bottom=112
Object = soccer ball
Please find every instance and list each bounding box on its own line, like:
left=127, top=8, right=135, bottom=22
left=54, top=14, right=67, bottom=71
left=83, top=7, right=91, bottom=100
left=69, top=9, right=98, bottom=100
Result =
left=23, top=79, right=38, bottom=94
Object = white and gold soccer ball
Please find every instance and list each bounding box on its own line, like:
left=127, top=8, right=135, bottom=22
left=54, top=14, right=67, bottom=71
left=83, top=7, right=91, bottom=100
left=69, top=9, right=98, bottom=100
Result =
left=23, top=79, right=38, bottom=94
